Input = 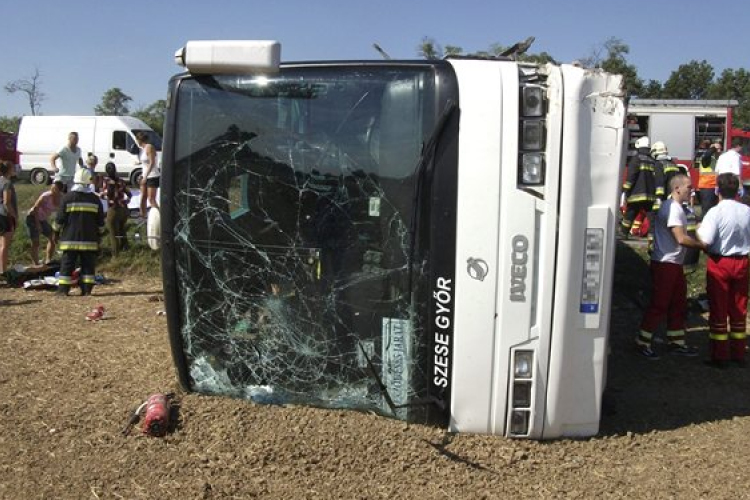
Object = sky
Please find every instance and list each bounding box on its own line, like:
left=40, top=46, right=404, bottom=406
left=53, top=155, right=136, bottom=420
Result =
left=2, top=0, right=748, bottom=117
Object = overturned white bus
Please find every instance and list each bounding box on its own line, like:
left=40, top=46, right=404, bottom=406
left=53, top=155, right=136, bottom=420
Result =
left=161, top=40, right=626, bottom=438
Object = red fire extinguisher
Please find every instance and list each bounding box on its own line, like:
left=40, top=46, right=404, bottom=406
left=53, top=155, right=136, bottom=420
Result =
left=122, top=393, right=172, bottom=437
left=142, top=393, right=170, bottom=437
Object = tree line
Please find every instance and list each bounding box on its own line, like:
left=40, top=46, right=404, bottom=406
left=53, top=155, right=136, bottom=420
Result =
left=2, top=36, right=749, bottom=135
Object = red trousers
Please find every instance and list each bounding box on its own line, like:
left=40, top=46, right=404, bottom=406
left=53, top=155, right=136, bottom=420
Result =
left=706, top=255, right=749, bottom=362
left=641, top=261, right=687, bottom=334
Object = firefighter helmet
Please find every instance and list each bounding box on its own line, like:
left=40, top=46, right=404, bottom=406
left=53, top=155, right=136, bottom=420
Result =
left=73, top=166, right=92, bottom=185
left=634, top=136, right=650, bottom=149
left=650, top=141, right=668, bottom=157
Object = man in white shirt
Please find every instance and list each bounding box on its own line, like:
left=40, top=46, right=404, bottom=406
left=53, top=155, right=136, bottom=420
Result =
left=50, top=132, right=84, bottom=192
left=636, top=173, right=706, bottom=359
left=696, top=172, right=750, bottom=368
left=714, top=138, right=743, bottom=178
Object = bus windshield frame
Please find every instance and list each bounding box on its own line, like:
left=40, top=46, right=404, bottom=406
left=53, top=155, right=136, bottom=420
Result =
left=162, top=62, right=460, bottom=423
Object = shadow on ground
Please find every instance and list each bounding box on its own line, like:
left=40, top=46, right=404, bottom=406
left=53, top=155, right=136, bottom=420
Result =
left=600, top=240, right=750, bottom=436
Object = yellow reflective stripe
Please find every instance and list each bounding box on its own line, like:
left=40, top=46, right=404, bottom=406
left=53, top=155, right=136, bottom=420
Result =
left=730, top=332, right=746, bottom=340
left=710, top=333, right=729, bottom=341
left=626, top=194, right=655, bottom=202
left=638, top=330, right=653, bottom=343
left=60, top=241, right=99, bottom=251
left=639, top=164, right=655, bottom=172
left=66, top=203, right=99, bottom=213
left=81, top=276, right=96, bottom=284
left=622, top=182, right=632, bottom=189
left=699, top=167, right=715, bottom=174
left=58, top=277, right=73, bottom=285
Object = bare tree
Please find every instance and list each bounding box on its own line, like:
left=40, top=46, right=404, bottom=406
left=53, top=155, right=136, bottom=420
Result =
left=5, top=68, right=46, bottom=115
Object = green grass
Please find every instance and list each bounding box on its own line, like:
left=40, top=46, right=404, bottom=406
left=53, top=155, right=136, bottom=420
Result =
left=8, top=183, right=161, bottom=276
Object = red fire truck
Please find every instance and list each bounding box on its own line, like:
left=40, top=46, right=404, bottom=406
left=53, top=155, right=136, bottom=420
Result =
left=627, top=99, right=750, bottom=184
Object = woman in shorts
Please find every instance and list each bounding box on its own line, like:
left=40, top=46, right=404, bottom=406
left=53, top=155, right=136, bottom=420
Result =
left=136, top=131, right=160, bottom=218
left=26, top=180, right=64, bottom=265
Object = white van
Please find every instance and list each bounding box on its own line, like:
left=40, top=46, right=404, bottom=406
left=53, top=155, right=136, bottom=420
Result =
left=16, top=115, right=162, bottom=185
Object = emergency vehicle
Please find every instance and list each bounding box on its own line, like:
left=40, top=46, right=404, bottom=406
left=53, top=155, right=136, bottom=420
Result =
left=626, top=99, right=750, bottom=182
left=161, top=40, right=626, bottom=439
left=0, top=131, right=18, bottom=166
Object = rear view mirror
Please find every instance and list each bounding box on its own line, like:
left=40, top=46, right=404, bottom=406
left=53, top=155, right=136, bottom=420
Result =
left=129, top=143, right=140, bottom=155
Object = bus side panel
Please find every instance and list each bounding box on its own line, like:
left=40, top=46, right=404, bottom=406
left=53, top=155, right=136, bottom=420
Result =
left=543, top=67, right=625, bottom=438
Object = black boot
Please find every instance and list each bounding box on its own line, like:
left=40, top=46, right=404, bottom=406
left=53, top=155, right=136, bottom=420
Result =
left=56, top=285, right=70, bottom=296
left=80, top=284, right=92, bottom=296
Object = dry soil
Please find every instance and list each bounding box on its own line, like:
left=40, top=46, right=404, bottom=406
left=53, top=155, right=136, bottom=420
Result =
left=2, top=253, right=750, bottom=499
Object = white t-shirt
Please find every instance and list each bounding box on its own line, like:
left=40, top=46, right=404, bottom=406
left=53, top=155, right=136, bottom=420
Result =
left=57, top=146, right=82, bottom=178
left=652, top=199, right=687, bottom=264
left=714, top=149, right=742, bottom=177
left=697, top=199, right=750, bottom=256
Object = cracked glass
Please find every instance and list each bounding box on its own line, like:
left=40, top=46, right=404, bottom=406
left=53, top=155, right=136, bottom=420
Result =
left=169, top=66, right=444, bottom=420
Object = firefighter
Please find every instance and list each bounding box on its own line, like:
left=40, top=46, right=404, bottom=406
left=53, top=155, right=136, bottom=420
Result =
left=697, top=140, right=722, bottom=217
left=55, top=167, right=105, bottom=296
left=621, top=136, right=664, bottom=237
left=696, top=173, right=750, bottom=367
left=651, top=141, right=685, bottom=193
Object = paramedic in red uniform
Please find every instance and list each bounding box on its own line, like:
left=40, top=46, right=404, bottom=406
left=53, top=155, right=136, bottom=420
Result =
left=696, top=173, right=750, bottom=368
left=635, top=173, right=705, bottom=359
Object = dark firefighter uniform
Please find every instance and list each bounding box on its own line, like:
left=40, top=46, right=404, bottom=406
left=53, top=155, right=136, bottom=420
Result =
left=55, top=178, right=105, bottom=296
left=621, top=147, right=664, bottom=235
left=658, top=157, right=686, bottom=194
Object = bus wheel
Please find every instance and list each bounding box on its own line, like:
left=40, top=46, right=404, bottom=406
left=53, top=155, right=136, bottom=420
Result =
left=30, top=168, right=50, bottom=185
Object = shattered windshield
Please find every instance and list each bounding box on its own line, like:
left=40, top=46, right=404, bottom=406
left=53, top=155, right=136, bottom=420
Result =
left=170, top=66, right=439, bottom=418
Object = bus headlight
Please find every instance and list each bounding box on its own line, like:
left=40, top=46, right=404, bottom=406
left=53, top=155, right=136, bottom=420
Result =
left=518, top=76, right=547, bottom=187
left=514, top=350, right=533, bottom=378
left=510, top=410, right=530, bottom=435
left=513, top=381, right=532, bottom=408
left=520, top=153, right=545, bottom=185
left=520, top=120, right=546, bottom=150
left=521, top=86, right=545, bottom=117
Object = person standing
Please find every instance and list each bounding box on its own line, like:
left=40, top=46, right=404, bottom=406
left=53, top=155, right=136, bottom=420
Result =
left=25, top=180, right=64, bottom=265
left=0, top=161, right=19, bottom=273
left=50, top=132, right=85, bottom=192
left=635, top=173, right=705, bottom=359
left=696, top=173, right=750, bottom=368
left=651, top=141, right=687, bottom=192
left=714, top=138, right=743, bottom=180
left=55, top=167, right=105, bottom=296
left=136, top=131, right=160, bottom=218
left=100, top=162, right=132, bottom=256
left=621, top=136, right=664, bottom=236
left=697, top=140, right=722, bottom=216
